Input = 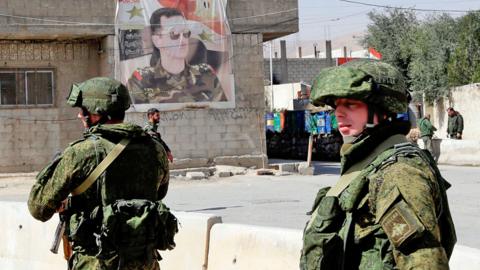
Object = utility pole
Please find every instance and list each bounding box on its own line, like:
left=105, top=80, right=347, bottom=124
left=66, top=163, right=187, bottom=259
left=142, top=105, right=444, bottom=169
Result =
left=313, top=42, right=318, bottom=58
left=269, top=40, right=274, bottom=111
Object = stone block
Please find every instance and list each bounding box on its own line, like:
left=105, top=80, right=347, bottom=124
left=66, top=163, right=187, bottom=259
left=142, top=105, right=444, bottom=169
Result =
left=214, top=154, right=267, bottom=169
left=171, top=158, right=209, bottom=170
left=185, top=171, right=206, bottom=180
left=298, top=162, right=315, bottom=175
left=278, top=163, right=297, bottom=173
left=217, top=171, right=233, bottom=178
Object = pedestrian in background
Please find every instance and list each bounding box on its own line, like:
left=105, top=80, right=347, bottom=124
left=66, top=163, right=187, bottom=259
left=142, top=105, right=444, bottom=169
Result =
left=145, top=108, right=174, bottom=162
left=418, top=113, right=437, bottom=154
left=447, top=107, right=464, bottom=139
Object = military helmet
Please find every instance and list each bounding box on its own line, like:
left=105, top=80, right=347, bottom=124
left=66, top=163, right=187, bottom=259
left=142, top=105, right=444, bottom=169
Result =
left=310, top=59, right=408, bottom=114
left=67, top=77, right=131, bottom=116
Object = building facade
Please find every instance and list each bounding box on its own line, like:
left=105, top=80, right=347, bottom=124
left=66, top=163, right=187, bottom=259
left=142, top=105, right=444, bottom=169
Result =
left=0, top=0, right=298, bottom=172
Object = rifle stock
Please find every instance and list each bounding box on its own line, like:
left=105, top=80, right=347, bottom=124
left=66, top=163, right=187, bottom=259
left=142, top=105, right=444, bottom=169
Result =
left=50, top=219, right=65, bottom=254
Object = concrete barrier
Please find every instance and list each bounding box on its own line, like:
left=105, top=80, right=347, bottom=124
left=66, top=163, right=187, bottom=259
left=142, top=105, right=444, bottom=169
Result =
left=1, top=202, right=480, bottom=270
left=0, top=202, right=221, bottom=270
left=450, top=245, right=480, bottom=270
left=206, top=223, right=480, bottom=270
left=0, top=201, right=66, bottom=270
left=419, top=138, right=480, bottom=166
left=207, top=224, right=302, bottom=270
left=160, top=212, right=222, bottom=270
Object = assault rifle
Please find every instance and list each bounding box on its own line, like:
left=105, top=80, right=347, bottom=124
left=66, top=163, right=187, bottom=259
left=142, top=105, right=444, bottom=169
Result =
left=50, top=206, right=72, bottom=261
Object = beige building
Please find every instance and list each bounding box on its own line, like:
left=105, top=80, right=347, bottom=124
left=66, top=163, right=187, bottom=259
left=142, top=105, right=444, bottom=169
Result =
left=0, top=0, right=298, bottom=172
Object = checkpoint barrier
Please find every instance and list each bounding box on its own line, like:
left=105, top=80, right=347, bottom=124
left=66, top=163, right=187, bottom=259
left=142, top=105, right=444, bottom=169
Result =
left=207, top=224, right=302, bottom=270
left=0, top=202, right=221, bottom=270
left=0, top=201, right=65, bottom=270
left=160, top=212, right=222, bottom=270
left=1, top=201, right=480, bottom=270
left=206, top=223, right=480, bottom=270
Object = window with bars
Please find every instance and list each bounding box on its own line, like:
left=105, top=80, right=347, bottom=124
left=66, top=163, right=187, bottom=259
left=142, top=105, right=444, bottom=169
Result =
left=0, top=69, right=54, bottom=106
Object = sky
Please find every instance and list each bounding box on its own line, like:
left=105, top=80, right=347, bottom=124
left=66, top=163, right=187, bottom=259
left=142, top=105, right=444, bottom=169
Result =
left=272, top=0, right=480, bottom=57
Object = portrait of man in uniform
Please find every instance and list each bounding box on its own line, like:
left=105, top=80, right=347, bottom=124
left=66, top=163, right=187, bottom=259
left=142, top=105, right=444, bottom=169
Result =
left=117, top=0, right=234, bottom=110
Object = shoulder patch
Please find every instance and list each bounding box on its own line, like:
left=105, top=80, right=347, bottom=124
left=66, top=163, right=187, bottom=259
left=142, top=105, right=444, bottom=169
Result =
left=380, top=200, right=425, bottom=248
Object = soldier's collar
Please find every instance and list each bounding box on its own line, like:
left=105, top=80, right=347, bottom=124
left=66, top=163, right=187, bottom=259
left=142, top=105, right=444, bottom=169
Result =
left=154, top=61, right=190, bottom=79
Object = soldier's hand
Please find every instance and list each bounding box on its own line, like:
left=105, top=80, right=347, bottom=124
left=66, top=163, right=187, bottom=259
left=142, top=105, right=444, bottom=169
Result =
left=56, top=199, right=68, bottom=213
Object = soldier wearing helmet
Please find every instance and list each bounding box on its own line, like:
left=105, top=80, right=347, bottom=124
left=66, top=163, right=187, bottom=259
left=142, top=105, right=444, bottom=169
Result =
left=300, top=60, right=456, bottom=270
left=28, top=77, right=172, bottom=270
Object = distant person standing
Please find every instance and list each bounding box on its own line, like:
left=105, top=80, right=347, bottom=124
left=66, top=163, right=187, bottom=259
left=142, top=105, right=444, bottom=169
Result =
left=418, top=113, right=437, bottom=154
left=447, top=107, right=464, bottom=139
left=145, top=108, right=174, bottom=162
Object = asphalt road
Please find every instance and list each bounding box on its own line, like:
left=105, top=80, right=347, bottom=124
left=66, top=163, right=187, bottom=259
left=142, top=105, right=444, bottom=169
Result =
left=1, top=161, right=479, bottom=249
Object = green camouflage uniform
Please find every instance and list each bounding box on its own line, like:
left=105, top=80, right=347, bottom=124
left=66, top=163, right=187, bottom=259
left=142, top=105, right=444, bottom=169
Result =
left=128, top=62, right=226, bottom=104
left=29, top=123, right=169, bottom=270
left=144, top=121, right=171, bottom=154
left=301, top=60, right=456, bottom=270
left=418, top=117, right=437, bottom=154
left=28, top=78, right=170, bottom=270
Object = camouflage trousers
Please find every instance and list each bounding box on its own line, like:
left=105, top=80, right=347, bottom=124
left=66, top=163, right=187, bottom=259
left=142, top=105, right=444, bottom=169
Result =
left=69, top=252, right=160, bottom=270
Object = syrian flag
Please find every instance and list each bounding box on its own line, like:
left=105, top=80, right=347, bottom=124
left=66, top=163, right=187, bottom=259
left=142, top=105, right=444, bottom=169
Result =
left=369, top=47, right=382, bottom=59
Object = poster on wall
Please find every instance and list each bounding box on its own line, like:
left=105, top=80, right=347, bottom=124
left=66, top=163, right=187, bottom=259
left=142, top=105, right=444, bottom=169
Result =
left=116, top=0, right=234, bottom=111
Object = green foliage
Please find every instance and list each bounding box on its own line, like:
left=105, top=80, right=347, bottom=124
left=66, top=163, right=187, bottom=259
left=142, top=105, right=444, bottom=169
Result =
left=361, top=9, right=418, bottom=86
left=362, top=9, right=480, bottom=104
left=447, top=11, right=480, bottom=87
left=409, top=14, right=457, bottom=104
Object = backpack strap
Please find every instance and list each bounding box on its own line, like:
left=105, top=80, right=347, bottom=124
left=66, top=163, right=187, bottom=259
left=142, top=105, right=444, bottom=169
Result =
left=326, top=134, right=407, bottom=198
left=71, top=138, right=131, bottom=196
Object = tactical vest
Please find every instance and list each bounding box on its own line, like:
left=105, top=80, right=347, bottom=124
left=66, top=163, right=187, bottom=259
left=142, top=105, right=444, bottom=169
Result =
left=62, top=135, right=178, bottom=264
left=300, top=135, right=455, bottom=270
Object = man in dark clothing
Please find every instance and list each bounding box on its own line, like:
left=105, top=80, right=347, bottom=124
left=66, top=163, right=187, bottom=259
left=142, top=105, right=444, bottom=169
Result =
left=447, top=107, right=464, bottom=139
left=145, top=108, right=174, bottom=162
left=418, top=113, right=437, bottom=154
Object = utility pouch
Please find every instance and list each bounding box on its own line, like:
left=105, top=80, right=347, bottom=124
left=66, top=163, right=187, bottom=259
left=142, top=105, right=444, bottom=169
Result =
left=95, top=199, right=178, bottom=262
left=301, top=194, right=345, bottom=270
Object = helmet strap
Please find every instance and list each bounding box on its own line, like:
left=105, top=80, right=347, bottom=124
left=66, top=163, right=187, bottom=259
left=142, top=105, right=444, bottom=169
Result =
left=365, top=106, right=376, bottom=129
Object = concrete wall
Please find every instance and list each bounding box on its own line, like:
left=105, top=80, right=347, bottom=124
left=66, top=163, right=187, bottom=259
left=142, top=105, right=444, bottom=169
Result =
left=0, top=0, right=299, bottom=172
left=264, top=58, right=332, bottom=84
left=0, top=0, right=115, bottom=39
left=0, top=40, right=109, bottom=172
left=431, top=83, right=480, bottom=140
left=228, top=0, right=298, bottom=40
left=264, top=83, right=300, bottom=110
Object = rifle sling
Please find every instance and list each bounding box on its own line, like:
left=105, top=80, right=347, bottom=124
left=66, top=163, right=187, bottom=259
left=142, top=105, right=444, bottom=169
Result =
left=71, top=138, right=130, bottom=196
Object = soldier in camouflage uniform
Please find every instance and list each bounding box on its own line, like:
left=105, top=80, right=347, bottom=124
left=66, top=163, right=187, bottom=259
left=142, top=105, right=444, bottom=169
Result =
left=128, top=7, right=226, bottom=104
left=300, top=60, right=456, bottom=270
left=28, top=77, right=170, bottom=270
left=144, top=108, right=173, bottom=162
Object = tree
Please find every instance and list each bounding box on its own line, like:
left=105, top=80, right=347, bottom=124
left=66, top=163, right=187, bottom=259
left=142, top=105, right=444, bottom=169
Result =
left=408, top=14, right=457, bottom=104
left=361, top=9, right=418, bottom=88
left=448, top=11, right=480, bottom=87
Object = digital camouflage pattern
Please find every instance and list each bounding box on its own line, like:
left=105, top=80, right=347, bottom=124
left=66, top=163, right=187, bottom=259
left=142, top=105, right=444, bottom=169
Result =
left=310, top=59, right=408, bottom=114
left=28, top=123, right=169, bottom=270
left=300, top=124, right=456, bottom=270
left=128, top=62, right=226, bottom=104
left=144, top=121, right=171, bottom=153
left=67, top=77, right=131, bottom=116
